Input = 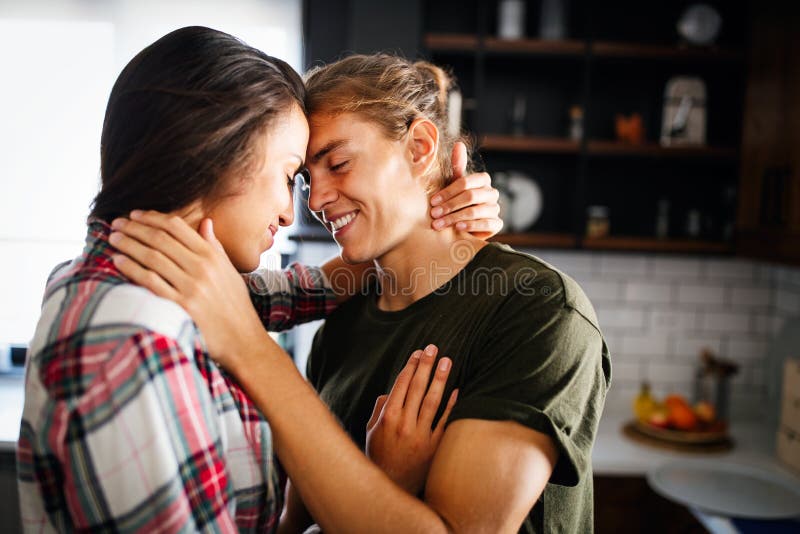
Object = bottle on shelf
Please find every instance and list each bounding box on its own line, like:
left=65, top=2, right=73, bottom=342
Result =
left=511, top=93, right=527, bottom=136
left=586, top=205, right=610, bottom=238
left=498, top=0, right=526, bottom=39
left=655, top=197, right=670, bottom=239
left=569, top=105, right=584, bottom=141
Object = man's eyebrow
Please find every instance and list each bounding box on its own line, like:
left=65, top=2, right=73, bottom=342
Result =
left=310, top=139, right=347, bottom=164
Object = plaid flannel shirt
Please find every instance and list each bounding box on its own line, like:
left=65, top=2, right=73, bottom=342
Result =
left=17, top=220, right=337, bottom=533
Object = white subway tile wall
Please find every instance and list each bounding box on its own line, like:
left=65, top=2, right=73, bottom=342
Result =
left=519, top=250, right=800, bottom=420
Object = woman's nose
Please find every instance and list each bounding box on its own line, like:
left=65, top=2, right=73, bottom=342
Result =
left=279, top=192, right=295, bottom=227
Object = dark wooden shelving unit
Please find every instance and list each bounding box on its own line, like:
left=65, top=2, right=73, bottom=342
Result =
left=480, top=135, right=580, bottom=154
left=300, top=1, right=750, bottom=256
left=425, top=34, right=585, bottom=55
left=423, top=33, right=479, bottom=51
left=591, top=41, right=743, bottom=61
left=424, top=33, right=743, bottom=62
left=421, top=1, right=747, bottom=254
left=585, top=140, right=738, bottom=159
left=483, top=37, right=585, bottom=55
left=479, top=136, right=737, bottom=160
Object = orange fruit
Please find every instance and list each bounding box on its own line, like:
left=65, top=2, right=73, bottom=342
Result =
left=693, top=401, right=716, bottom=423
left=665, top=394, right=690, bottom=410
left=668, top=402, right=698, bottom=431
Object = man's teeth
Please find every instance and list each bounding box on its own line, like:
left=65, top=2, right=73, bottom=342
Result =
left=330, top=212, right=356, bottom=231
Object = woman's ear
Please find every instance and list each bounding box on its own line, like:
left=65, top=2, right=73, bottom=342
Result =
left=406, top=118, right=439, bottom=181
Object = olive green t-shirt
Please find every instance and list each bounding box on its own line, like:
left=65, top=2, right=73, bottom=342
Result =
left=307, top=243, right=611, bottom=533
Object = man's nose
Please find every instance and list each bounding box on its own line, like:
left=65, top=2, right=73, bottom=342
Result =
left=307, top=171, right=337, bottom=214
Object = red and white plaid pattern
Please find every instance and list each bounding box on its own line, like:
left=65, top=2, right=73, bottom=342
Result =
left=17, top=220, right=336, bottom=533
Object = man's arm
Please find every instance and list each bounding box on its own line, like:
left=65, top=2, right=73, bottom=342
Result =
left=278, top=406, right=558, bottom=534
left=425, top=419, right=558, bottom=532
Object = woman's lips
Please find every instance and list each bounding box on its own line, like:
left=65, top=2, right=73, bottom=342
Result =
left=268, top=225, right=278, bottom=237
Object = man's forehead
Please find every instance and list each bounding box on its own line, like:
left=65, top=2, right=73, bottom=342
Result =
left=308, top=138, right=349, bottom=164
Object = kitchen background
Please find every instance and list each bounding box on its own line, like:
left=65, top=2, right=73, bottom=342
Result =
left=1, top=0, right=800, bottom=532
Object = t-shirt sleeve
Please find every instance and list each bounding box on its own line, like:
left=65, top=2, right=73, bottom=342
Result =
left=244, top=262, right=337, bottom=332
left=448, top=284, right=610, bottom=487
left=305, top=322, right=326, bottom=389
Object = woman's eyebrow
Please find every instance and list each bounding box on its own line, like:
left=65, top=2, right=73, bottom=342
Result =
left=310, top=139, right=347, bottom=164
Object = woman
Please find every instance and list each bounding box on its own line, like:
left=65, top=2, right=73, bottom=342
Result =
left=112, top=54, right=611, bottom=533
left=17, top=28, right=500, bottom=533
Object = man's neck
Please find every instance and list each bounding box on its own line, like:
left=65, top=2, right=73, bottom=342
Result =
left=374, top=226, right=487, bottom=311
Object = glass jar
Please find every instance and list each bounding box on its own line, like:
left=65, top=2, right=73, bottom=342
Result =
left=586, top=205, right=610, bottom=238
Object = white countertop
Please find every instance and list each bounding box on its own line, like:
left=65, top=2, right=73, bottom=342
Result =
left=593, top=412, right=798, bottom=480
left=0, top=375, right=24, bottom=451
left=594, top=412, right=800, bottom=533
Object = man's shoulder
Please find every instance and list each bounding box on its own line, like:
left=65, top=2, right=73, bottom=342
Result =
left=476, top=243, right=600, bottom=331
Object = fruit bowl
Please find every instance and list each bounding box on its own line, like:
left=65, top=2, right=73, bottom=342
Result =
left=633, top=419, right=729, bottom=445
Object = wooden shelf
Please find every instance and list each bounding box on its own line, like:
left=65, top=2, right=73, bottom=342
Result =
left=484, top=37, right=585, bottom=56
left=424, top=34, right=743, bottom=62
left=737, top=230, right=800, bottom=265
left=423, top=33, right=478, bottom=51
left=490, top=233, right=577, bottom=249
left=586, top=140, right=737, bottom=159
left=480, top=135, right=580, bottom=153
left=478, top=136, right=736, bottom=159
left=592, top=41, right=743, bottom=62
left=583, top=236, right=733, bottom=254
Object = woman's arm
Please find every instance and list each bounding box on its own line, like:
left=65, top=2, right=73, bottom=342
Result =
left=242, top=335, right=451, bottom=533
left=279, top=345, right=457, bottom=533
left=109, top=212, right=456, bottom=532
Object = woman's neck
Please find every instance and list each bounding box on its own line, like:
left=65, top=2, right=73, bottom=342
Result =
left=374, top=225, right=487, bottom=311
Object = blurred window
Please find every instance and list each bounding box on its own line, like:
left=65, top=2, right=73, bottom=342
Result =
left=0, top=0, right=302, bottom=344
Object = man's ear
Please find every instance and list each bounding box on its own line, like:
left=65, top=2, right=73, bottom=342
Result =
left=406, top=117, right=439, bottom=180
left=177, top=200, right=206, bottom=231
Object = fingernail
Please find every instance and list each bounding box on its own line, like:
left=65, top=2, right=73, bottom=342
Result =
left=410, top=350, right=422, bottom=361
left=456, top=222, right=466, bottom=230
left=431, top=206, right=443, bottom=218
left=424, top=344, right=437, bottom=356
left=108, top=232, right=121, bottom=245
left=431, top=195, right=442, bottom=206
left=432, top=219, right=445, bottom=229
left=111, top=218, right=126, bottom=229
left=111, top=254, right=125, bottom=265
left=130, top=210, right=143, bottom=219
left=438, top=358, right=451, bottom=372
